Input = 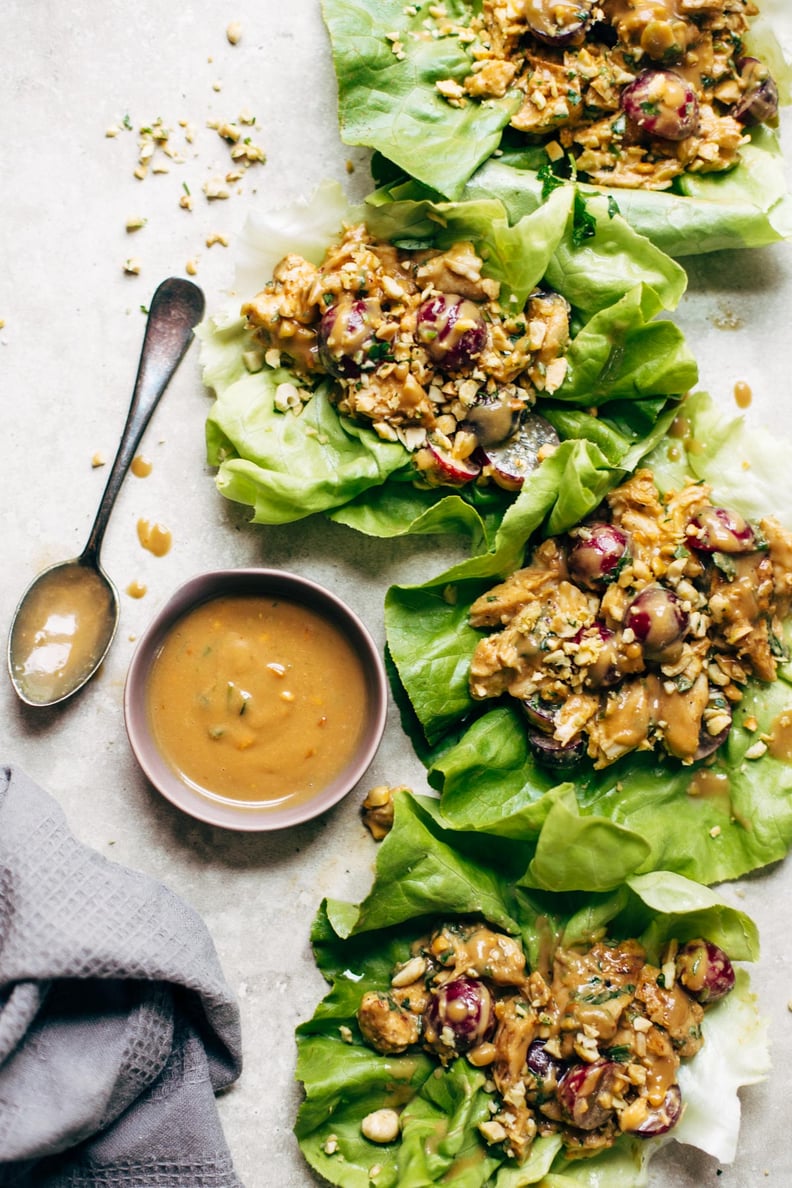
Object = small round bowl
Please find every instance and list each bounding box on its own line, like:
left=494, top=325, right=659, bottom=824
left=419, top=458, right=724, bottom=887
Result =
left=123, top=568, right=388, bottom=831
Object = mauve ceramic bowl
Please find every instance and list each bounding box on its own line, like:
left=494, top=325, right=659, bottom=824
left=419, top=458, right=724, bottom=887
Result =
left=123, top=568, right=388, bottom=831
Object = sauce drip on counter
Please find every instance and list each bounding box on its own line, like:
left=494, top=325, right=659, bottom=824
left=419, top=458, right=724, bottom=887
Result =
left=137, top=519, right=172, bottom=556
left=146, top=594, right=369, bottom=804
left=126, top=580, right=147, bottom=599
left=131, top=454, right=153, bottom=477
left=9, top=563, right=115, bottom=704
left=733, top=381, right=752, bottom=410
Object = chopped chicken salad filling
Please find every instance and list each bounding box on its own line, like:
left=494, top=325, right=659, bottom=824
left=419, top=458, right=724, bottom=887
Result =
left=433, top=0, right=778, bottom=190
left=357, top=919, right=735, bottom=1160
left=241, top=224, right=570, bottom=488
left=469, top=467, right=792, bottom=767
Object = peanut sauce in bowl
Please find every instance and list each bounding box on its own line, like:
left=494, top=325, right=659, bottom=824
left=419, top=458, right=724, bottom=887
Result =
left=123, top=569, right=388, bottom=830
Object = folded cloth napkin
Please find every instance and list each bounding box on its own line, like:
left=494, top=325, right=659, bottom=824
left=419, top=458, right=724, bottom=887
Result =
left=0, top=765, right=244, bottom=1187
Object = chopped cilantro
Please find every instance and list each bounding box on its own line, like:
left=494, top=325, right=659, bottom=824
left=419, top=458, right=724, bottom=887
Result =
left=712, top=552, right=737, bottom=580
left=572, top=191, right=597, bottom=247
left=367, top=340, right=393, bottom=363
left=537, top=161, right=566, bottom=200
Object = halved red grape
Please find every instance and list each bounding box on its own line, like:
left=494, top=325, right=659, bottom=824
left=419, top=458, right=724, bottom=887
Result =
left=521, top=696, right=557, bottom=735
left=481, top=414, right=560, bottom=490
left=416, top=293, right=487, bottom=370
left=524, top=0, right=593, bottom=46
left=686, top=506, right=756, bottom=554
left=631, top=1084, right=683, bottom=1137
left=621, top=70, right=699, bottom=140
left=424, top=438, right=482, bottom=485
left=734, top=57, right=779, bottom=126
left=525, top=726, right=586, bottom=769
left=575, top=622, right=622, bottom=690
left=318, top=297, right=382, bottom=378
left=527, top=1038, right=567, bottom=1084
left=675, top=939, right=735, bottom=1003
left=464, top=394, right=522, bottom=448
left=568, top=523, right=630, bottom=590
left=693, top=701, right=733, bottom=761
left=423, top=976, right=495, bottom=1057
left=558, top=1060, right=622, bottom=1130
left=625, top=585, right=688, bottom=660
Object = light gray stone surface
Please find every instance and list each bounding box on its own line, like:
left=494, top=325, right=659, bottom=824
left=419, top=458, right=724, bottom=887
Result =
left=2, top=2, right=791, bottom=1184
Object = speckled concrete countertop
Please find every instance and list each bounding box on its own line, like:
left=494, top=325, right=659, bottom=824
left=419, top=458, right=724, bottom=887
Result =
left=2, top=3, right=792, bottom=1184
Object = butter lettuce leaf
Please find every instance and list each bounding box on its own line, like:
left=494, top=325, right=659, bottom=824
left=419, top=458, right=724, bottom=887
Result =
left=323, top=0, right=792, bottom=254
left=295, top=792, right=765, bottom=1186
left=199, top=181, right=694, bottom=541
left=384, top=394, right=792, bottom=885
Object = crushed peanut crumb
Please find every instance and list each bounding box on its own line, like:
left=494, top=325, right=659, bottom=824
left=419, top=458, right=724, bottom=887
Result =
left=185, top=259, right=199, bottom=276
left=226, top=20, right=243, bottom=44
left=203, top=177, right=230, bottom=200
left=123, top=258, right=142, bottom=275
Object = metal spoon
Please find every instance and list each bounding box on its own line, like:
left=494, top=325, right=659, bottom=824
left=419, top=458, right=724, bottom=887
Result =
left=7, top=277, right=205, bottom=707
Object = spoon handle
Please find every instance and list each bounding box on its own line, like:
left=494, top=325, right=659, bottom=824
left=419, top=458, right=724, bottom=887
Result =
left=81, top=277, right=205, bottom=565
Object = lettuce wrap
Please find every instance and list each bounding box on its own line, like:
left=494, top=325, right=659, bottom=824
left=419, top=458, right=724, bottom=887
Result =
left=198, top=181, right=695, bottom=545
left=295, top=791, right=768, bottom=1187
left=384, top=391, right=792, bottom=886
left=321, top=0, right=792, bottom=256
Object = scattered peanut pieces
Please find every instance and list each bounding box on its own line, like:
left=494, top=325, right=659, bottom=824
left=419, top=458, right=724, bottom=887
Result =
left=91, top=452, right=106, bottom=468
left=185, top=259, right=199, bottom=276
left=226, top=21, right=243, bottom=44
left=123, top=257, right=142, bottom=275
left=125, top=215, right=146, bottom=232
left=203, top=176, right=230, bottom=200
left=205, top=232, right=229, bottom=248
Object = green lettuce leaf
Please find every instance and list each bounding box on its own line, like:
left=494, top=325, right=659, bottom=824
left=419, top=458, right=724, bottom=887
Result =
left=198, top=181, right=694, bottom=541
left=385, top=393, right=792, bottom=885
left=295, top=792, right=765, bottom=1186
left=322, top=0, right=792, bottom=254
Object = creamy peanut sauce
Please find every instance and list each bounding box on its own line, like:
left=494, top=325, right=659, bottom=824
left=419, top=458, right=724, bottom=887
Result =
left=358, top=922, right=724, bottom=1162
left=131, top=454, right=153, bottom=477
left=146, top=594, right=368, bottom=805
left=242, top=225, right=569, bottom=489
left=468, top=469, right=792, bottom=768
left=431, top=0, right=770, bottom=190
left=136, top=519, right=172, bottom=556
left=10, top=564, right=115, bottom=704
left=768, top=708, right=792, bottom=761
left=687, top=768, right=730, bottom=800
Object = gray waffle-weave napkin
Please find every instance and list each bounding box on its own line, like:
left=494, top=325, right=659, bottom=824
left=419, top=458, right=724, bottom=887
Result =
left=0, top=764, right=244, bottom=1187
